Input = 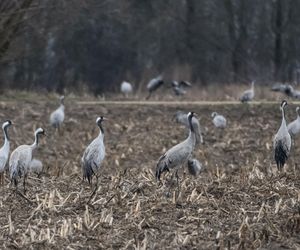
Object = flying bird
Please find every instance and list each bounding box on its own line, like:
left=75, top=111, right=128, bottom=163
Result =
left=171, top=81, right=192, bottom=96
left=146, top=75, right=164, bottom=99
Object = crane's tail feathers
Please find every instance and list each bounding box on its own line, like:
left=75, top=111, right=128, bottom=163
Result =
left=195, top=128, right=203, bottom=144
left=10, top=170, right=18, bottom=187
left=275, top=141, right=289, bottom=170
left=83, top=160, right=95, bottom=184
left=155, top=161, right=169, bottom=181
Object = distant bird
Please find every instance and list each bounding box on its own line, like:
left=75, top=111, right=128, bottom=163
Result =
left=0, top=120, right=12, bottom=185
left=120, top=81, right=133, bottom=97
left=156, top=112, right=196, bottom=184
left=9, top=128, right=45, bottom=192
left=187, top=158, right=202, bottom=176
left=171, top=81, right=191, bottom=96
left=50, top=95, right=65, bottom=131
left=29, top=158, right=43, bottom=177
left=174, top=111, right=203, bottom=144
left=287, top=107, right=300, bottom=137
left=292, top=89, right=300, bottom=99
left=211, top=112, right=227, bottom=128
left=240, top=81, right=255, bottom=103
left=273, top=100, right=291, bottom=171
left=146, top=75, right=164, bottom=99
left=271, top=84, right=295, bottom=98
left=82, top=116, right=107, bottom=187
left=172, top=83, right=186, bottom=96
left=271, top=83, right=287, bottom=92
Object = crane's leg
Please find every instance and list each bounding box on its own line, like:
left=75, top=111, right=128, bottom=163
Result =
left=23, top=174, right=27, bottom=194
left=88, top=174, right=99, bottom=203
left=175, top=169, right=180, bottom=193
left=146, top=92, right=151, bottom=100
left=58, top=125, right=64, bottom=136
left=88, top=163, right=99, bottom=203
left=0, top=172, right=3, bottom=186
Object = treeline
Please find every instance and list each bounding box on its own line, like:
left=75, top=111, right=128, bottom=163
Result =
left=0, top=0, right=300, bottom=94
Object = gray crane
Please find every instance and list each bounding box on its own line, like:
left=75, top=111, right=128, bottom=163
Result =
left=146, top=75, right=164, bottom=99
left=9, top=128, right=45, bottom=193
left=121, top=81, right=133, bottom=98
left=273, top=100, right=291, bottom=171
left=29, top=158, right=43, bottom=177
left=171, top=81, right=192, bottom=96
left=50, top=96, right=65, bottom=131
left=156, top=112, right=196, bottom=185
left=287, top=107, right=300, bottom=137
left=271, top=84, right=295, bottom=98
left=211, top=112, right=227, bottom=129
left=187, top=158, right=202, bottom=176
left=173, top=111, right=203, bottom=144
left=0, top=120, right=12, bottom=185
left=240, top=81, right=255, bottom=103
left=81, top=116, right=107, bottom=189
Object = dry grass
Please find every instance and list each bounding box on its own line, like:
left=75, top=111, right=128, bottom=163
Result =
left=0, top=97, right=300, bottom=249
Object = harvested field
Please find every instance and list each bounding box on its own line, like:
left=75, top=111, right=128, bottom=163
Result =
left=1, top=99, right=300, bottom=249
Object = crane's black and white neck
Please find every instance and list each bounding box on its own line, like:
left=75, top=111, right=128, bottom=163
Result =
left=187, top=112, right=195, bottom=133
left=96, top=116, right=107, bottom=135
left=30, top=128, right=45, bottom=150
left=2, top=120, right=12, bottom=142
left=60, top=95, right=65, bottom=105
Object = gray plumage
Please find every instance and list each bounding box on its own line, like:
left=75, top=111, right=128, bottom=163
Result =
left=287, top=107, right=300, bottom=137
left=146, top=75, right=164, bottom=99
left=29, top=158, right=43, bottom=176
left=173, top=85, right=186, bottom=96
left=187, top=158, right=202, bottom=176
left=171, top=81, right=192, bottom=96
left=156, top=112, right=196, bottom=181
left=174, top=111, right=203, bottom=144
left=121, top=81, right=133, bottom=97
left=82, top=116, right=106, bottom=184
left=211, top=112, right=227, bottom=128
left=271, top=84, right=296, bottom=98
left=273, top=100, right=291, bottom=171
left=272, top=83, right=289, bottom=92
left=292, top=89, right=300, bottom=99
left=50, top=96, right=65, bottom=129
left=9, top=128, right=45, bottom=191
left=240, top=81, right=255, bottom=103
left=0, top=120, right=12, bottom=185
